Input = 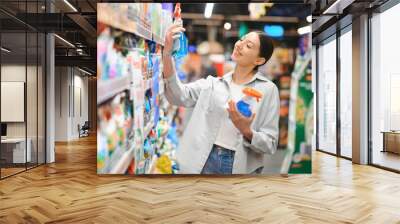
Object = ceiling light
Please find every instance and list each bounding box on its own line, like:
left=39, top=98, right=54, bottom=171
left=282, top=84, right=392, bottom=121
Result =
left=224, top=22, right=231, bottom=30
left=297, top=26, right=311, bottom=35
left=204, top=3, right=214, bottom=18
left=306, top=15, right=312, bottom=23
left=1, top=47, right=11, bottom=53
left=63, top=0, right=78, bottom=12
left=54, top=34, right=75, bottom=48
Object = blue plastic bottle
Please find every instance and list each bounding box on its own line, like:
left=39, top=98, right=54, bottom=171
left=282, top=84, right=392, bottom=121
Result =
left=172, top=3, right=188, bottom=59
left=236, top=87, right=263, bottom=118
left=236, top=100, right=253, bottom=118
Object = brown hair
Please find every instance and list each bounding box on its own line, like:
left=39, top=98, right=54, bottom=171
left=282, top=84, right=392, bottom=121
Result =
left=253, top=31, right=275, bottom=71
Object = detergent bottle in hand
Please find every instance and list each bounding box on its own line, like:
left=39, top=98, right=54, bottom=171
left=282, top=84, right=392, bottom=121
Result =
left=236, top=87, right=263, bottom=118
left=172, top=3, right=188, bottom=59
left=172, top=3, right=182, bottom=51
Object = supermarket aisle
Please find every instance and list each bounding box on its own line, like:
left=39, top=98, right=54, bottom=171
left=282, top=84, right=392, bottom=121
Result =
left=97, top=4, right=180, bottom=175
left=94, top=3, right=315, bottom=175
left=1, top=135, right=400, bottom=223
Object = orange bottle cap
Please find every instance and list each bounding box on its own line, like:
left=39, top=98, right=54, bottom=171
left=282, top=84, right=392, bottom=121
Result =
left=174, top=3, right=181, bottom=18
left=242, top=87, right=263, bottom=102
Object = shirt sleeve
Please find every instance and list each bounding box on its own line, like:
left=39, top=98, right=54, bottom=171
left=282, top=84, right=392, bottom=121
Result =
left=243, top=84, right=280, bottom=155
left=163, top=72, right=211, bottom=108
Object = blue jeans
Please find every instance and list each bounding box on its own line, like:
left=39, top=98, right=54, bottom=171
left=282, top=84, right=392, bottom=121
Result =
left=201, top=145, right=235, bottom=174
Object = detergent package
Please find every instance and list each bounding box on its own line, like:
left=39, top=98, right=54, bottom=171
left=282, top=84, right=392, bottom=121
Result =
left=171, top=3, right=188, bottom=59
left=236, top=87, right=263, bottom=118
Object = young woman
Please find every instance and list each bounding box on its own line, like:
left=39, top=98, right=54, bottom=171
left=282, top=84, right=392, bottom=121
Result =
left=162, top=24, right=280, bottom=174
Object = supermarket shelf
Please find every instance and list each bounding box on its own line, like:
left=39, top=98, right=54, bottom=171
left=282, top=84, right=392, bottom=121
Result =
left=150, top=53, right=162, bottom=57
left=144, top=79, right=152, bottom=92
left=136, top=24, right=152, bottom=41
left=159, top=82, right=164, bottom=95
left=110, top=147, right=135, bottom=174
left=105, top=146, right=126, bottom=173
left=143, top=120, right=154, bottom=139
left=98, top=4, right=153, bottom=42
left=152, top=34, right=164, bottom=46
left=147, top=154, right=158, bottom=174
left=157, top=134, right=166, bottom=147
left=98, top=76, right=131, bottom=104
left=161, top=109, right=176, bottom=150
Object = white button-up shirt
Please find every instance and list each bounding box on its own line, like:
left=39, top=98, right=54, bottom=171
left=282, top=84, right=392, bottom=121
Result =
left=164, top=71, right=280, bottom=174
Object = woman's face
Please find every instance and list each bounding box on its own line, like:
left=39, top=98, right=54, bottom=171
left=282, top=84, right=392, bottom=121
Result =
left=231, top=32, right=265, bottom=68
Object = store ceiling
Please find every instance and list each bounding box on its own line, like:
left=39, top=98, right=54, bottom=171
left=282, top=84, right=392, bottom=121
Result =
left=1, top=1, right=312, bottom=71
left=179, top=3, right=310, bottom=48
left=181, top=3, right=310, bottom=19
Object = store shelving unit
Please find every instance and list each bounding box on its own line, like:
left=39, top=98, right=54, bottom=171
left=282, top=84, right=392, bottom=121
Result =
left=144, top=79, right=152, bottom=92
left=97, top=76, right=131, bottom=104
left=110, top=145, right=135, bottom=174
left=143, top=119, right=154, bottom=139
left=278, top=75, right=291, bottom=149
left=283, top=45, right=312, bottom=174
left=152, top=35, right=164, bottom=46
left=97, top=3, right=175, bottom=175
left=159, top=80, right=165, bottom=95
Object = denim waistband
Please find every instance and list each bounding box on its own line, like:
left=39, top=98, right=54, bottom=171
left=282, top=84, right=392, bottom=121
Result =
left=213, top=144, right=235, bottom=155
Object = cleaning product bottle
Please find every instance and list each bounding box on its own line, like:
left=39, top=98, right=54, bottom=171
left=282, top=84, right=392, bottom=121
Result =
left=171, top=3, right=188, bottom=59
left=172, top=3, right=182, bottom=53
left=156, top=155, right=172, bottom=174
left=236, top=87, right=263, bottom=118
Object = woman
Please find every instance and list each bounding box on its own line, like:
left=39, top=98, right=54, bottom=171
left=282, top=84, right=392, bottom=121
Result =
left=162, top=24, right=280, bottom=174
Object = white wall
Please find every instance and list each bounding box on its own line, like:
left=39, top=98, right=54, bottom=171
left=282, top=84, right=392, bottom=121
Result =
left=1, top=65, right=34, bottom=138
left=55, top=67, right=89, bottom=141
left=1, top=66, right=26, bottom=138
left=55, top=67, right=69, bottom=141
left=1, top=64, right=45, bottom=164
left=73, top=73, right=89, bottom=138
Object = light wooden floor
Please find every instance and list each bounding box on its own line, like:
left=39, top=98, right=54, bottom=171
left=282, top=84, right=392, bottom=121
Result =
left=1, top=164, right=43, bottom=178
left=1, top=167, right=26, bottom=178
left=0, top=135, right=400, bottom=224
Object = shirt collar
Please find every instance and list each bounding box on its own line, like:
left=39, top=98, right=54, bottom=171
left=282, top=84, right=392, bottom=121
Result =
left=219, top=71, right=269, bottom=85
